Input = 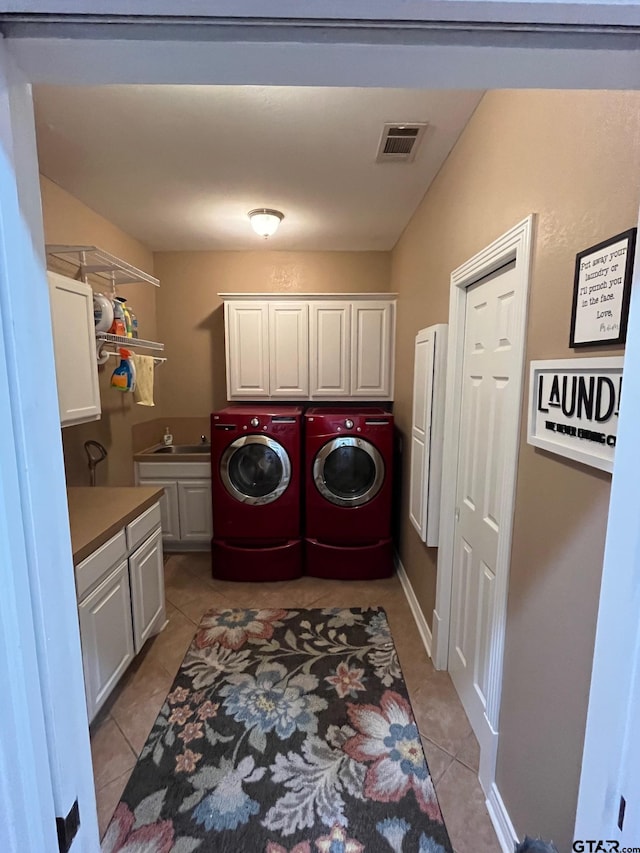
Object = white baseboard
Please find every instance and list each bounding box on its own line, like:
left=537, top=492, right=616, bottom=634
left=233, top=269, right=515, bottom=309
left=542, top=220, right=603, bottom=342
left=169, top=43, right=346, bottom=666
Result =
left=486, top=782, right=519, bottom=853
left=394, top=555, right=516, bottom=853
left=394, top=551, right=432, bottom=659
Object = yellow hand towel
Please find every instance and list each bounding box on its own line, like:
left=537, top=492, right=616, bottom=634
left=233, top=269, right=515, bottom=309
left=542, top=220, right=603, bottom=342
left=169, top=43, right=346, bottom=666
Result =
left=132, top=354, right=155, bottom=406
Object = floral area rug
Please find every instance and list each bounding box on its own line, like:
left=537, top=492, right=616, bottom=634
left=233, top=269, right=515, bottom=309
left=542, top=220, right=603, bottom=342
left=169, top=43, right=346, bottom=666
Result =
left=101, top=608, right=453, bottom=853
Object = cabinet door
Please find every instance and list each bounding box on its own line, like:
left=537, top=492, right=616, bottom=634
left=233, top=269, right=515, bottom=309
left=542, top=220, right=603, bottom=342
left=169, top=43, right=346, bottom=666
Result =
left=138, top=479, right=180, bottom=544
left=47, top=270, right=101, bottom=426
left=309, top=301, right=351, bottom=397
left=225, top=301, right=269, bottom=398
left=350, top=301, right=396, bottom=398
left=178, top=480, right=213, bottom=542
left=78, top=559, right=134, bottom=722
left=268, top=302, right=309, bottom=397
left=409, top=327, right=435, bottom=543
left=409, top=325, right=448, bottom=547
left=129, top=528, right=166, bottom=653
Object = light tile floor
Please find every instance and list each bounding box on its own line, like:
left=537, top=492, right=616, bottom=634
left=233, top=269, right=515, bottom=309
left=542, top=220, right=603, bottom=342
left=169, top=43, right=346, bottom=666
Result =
left=90, top=553, right=501, bottom=852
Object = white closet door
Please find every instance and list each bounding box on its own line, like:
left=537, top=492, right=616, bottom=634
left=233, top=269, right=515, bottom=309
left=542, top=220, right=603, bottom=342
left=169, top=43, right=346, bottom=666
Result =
left=409, top=324, right=447, bottom=546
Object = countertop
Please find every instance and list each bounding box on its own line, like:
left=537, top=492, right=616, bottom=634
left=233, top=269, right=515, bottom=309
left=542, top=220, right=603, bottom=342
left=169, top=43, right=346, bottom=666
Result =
left=67, top=486, right=164, bottom=565
left=133, top=444, right=211, bottom=463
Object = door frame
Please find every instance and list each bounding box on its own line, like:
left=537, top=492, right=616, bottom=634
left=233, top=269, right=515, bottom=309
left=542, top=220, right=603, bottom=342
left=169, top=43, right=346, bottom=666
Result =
left=574, top=210, right=640, bottom=840
left=0, top=39, right=99, bottom=851
left=1, top=8, right=639, bottom=848
left=434, top=215, right=534, bottom=795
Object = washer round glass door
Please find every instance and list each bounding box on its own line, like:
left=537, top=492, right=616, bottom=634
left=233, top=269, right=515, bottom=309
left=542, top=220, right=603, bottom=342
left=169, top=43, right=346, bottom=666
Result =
left=220, top=435, right=291, bottom=505
left=313, top=437, right=385, bottom=507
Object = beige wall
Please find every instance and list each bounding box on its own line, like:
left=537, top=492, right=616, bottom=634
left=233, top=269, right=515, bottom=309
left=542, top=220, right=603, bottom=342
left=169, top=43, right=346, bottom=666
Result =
left=41, top=176, right=157, bottom=486
left=391, top=90, right=640, bottom=850
left=43, top=175, right=391, bottom=475
left=153, top=251, right=391, bottom=417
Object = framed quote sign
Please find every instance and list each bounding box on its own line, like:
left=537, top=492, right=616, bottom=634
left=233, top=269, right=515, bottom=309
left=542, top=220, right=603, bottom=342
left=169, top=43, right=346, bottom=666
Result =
left=569, top=228, right=637, bottom=347
left=527, top=357, right=624, bottom=473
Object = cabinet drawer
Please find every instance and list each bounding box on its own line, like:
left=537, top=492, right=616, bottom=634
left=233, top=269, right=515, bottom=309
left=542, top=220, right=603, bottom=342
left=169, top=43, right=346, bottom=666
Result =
left=126, top=501, right=161, bottom=553
left=76, top=529, right=127, bottom=602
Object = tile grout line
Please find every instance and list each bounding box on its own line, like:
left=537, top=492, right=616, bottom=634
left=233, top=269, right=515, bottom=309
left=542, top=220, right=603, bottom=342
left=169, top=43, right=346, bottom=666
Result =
left=110, top=714, right=143, bottom=762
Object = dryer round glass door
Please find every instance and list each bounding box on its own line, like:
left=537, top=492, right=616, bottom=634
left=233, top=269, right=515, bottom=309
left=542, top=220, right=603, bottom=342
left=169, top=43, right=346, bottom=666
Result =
left=313, top=437, right=385, bottom=507
left=220, top=436, right=291, bottom=505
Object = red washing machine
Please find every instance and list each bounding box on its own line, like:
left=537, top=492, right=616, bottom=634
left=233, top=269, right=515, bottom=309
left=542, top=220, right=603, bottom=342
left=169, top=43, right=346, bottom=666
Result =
left=211, top=406, right=303, bottom=581
left=304, top=407, right=394, bottom=579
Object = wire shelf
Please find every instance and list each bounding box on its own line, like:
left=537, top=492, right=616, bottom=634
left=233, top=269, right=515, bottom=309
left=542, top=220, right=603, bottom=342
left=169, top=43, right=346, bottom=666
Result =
left=102, top=350, right=166, bottom=365
left=46, top=245, right=159, bottom=288
left=95, top=332, right=165, bottom=365
left=96, top=332, right=164, bottom=352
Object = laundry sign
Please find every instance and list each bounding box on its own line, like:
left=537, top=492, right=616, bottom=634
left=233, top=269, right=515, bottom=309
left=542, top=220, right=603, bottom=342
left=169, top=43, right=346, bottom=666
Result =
left=527, top=357, right=624, bottom=473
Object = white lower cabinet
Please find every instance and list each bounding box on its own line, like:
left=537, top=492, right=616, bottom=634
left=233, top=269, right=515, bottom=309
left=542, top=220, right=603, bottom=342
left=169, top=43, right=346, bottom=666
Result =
left=178, top=480, right=213, bottom=542
left=145, top=478, right=180, bottom=543
left=78, top=559, right=135, bottom=722
left=129, top=527, right=165, bottom=652
left=76, top=502, right=166, bottom=722
left=137, top=461, right=212, bottom=550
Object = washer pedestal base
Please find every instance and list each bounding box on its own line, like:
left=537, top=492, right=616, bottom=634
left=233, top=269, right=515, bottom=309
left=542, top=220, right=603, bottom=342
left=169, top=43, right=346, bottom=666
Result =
left=212, top=538, right=302, bottom=582
left=304, top=537, right=393, bottom=580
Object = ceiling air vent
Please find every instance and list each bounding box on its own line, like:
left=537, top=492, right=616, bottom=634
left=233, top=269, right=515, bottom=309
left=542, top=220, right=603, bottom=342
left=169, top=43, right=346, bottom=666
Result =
left=376, top=122, right=427, bottom=164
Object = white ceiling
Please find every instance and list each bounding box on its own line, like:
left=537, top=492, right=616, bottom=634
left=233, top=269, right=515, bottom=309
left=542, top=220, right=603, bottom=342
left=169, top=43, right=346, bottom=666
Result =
left=33, top=85, right=483, bottom=252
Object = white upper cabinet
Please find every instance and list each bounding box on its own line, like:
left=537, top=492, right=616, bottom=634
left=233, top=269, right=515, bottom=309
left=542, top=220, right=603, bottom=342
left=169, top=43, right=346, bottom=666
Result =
left=225, top=301, right=270, bottom=398
left=48, top=270, right=101, bottom=427
left=350, top=301, right=395, bottom=398
left=269, top=302, right=309, bottom=398
left=309, top=301, right=351, bottom=397
left=409, top=324, right=447, bottom=547
left=222, top=294, right=396, bottom=401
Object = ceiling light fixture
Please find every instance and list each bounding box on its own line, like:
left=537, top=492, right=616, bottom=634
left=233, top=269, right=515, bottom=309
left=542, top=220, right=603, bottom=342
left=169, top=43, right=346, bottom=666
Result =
left=248, top=208, right=284, bottom=238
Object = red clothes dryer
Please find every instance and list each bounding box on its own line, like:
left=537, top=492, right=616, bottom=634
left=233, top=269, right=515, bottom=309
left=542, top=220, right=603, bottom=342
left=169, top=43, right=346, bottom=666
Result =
left=211, top=406, right=303, bottom=581
left=304, top=407, right=394, bottom=579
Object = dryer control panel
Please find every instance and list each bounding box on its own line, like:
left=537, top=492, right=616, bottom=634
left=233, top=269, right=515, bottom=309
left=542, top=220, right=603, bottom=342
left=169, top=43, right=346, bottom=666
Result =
left=305, top=407, right=393, bottom=437
left=213, top=406, right=303, bottom=436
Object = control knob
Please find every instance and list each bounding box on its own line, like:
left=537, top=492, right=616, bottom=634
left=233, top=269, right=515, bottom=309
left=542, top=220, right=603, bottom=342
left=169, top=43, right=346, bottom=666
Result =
left=250, top=417, right=260, bottom=428
left=344, top=418, right=354, bottom=429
